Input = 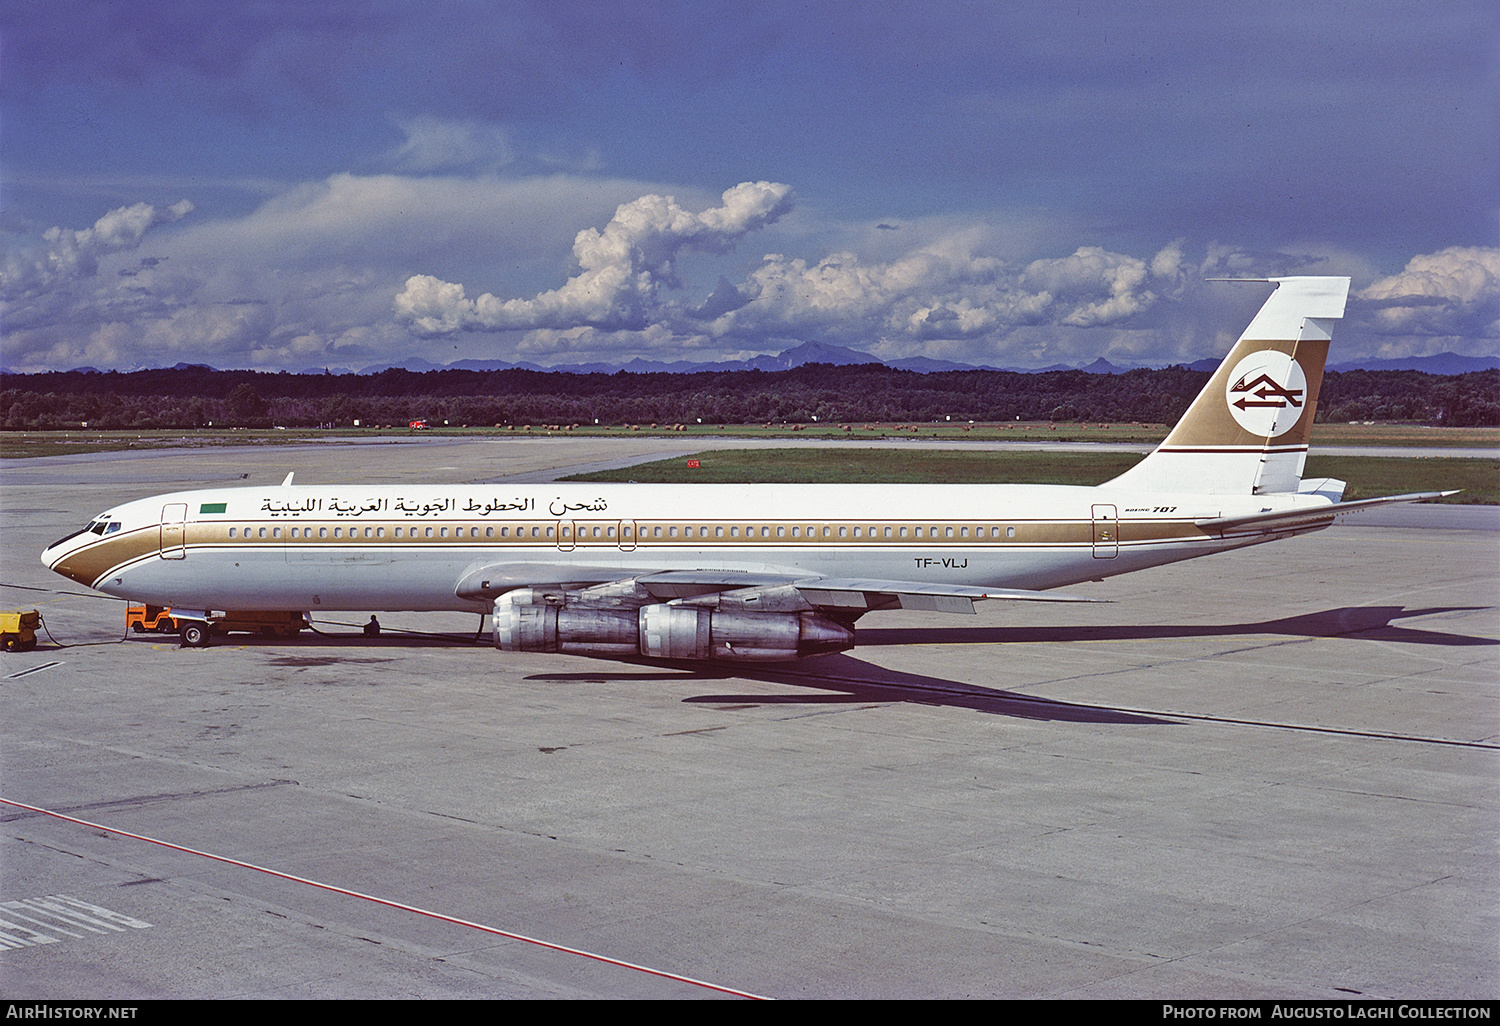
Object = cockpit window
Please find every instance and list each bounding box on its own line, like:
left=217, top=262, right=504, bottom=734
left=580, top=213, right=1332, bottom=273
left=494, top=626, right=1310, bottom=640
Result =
left=46, top=519, right=104, bottom=550
left=105, top=522, right=122, bottom=534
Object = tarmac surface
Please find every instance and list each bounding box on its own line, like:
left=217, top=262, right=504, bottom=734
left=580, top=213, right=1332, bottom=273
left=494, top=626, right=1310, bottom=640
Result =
left=1, top=438, right=1496, bottom=999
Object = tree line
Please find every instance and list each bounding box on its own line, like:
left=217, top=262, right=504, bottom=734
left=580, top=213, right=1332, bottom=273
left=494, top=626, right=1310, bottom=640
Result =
left=3, top=362, right=1496, bottom=429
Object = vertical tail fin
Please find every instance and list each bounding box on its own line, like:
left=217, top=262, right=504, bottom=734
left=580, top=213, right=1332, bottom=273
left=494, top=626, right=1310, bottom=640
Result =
left=1104, top=276, right=1350, bottom=495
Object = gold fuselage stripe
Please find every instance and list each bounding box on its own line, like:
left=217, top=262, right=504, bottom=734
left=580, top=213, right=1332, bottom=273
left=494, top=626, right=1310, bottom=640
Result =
left=55, top=516, right=1212, bottom=588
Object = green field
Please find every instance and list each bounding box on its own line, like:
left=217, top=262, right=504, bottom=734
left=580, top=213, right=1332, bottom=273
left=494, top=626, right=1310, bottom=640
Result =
left=565, top=448, right=1499, bottom=504
left=4, top=421, right=1497, bottom=461
left=2, top=428, right=1495, bottom=503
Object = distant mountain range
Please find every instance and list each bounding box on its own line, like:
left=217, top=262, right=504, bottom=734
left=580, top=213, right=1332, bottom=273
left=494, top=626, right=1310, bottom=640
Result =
left=327, top=341, right=1499, bottom=377
left=31, top=343, right=1500, bottom=378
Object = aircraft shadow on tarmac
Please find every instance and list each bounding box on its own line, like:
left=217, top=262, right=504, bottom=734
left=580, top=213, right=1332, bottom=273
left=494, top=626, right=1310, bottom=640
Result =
left=520, top=604, right=1495, bottom=725
left=855, top=604, right=1498, bottom=650
left=525, top=656, right=1176, bottom=725
left=139, top=605, right=1490, bottom=725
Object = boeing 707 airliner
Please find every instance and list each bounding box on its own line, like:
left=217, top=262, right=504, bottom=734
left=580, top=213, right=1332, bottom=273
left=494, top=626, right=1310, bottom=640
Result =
left=42, top=277, right=1450, bottom=661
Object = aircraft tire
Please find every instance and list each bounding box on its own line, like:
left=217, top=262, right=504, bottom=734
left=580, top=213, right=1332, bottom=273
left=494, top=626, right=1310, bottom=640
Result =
left=180, top=622, right=211, bottom=648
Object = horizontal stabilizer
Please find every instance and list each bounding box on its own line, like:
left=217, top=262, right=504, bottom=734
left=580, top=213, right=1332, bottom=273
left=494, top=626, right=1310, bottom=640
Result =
left=1197, top=491, right=1457, bottom=537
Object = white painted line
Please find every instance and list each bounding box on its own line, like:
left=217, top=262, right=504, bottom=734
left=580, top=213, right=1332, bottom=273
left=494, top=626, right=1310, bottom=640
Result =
left=0, top=796, right=770, bottom=999
left=7, top=661, right=63, bottom=678
left=0, top=895, right=151, bottom=948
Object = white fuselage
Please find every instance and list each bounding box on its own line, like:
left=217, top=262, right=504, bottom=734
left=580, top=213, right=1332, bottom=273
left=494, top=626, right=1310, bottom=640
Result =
left=42, top=481, right=1330, bottom=615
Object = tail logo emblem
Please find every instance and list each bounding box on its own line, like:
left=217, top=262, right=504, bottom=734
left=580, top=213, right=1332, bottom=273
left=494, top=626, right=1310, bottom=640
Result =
left=1224, top=351, right=1307, bottom=437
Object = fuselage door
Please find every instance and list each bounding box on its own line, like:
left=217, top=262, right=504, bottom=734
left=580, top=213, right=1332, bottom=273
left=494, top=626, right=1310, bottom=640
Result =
left=1091, top=503, right=1118, bottom=559
left=619, top=520, right=637, bottom=551
left=160, top=503, right=188, bottom=559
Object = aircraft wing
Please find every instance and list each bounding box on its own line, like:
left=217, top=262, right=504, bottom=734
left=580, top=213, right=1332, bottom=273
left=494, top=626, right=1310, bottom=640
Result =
left=459, top=563, right=1096, bottom=614
left=621, top=569, right=1098, bottom=615
left=1197, top=491, right=1457, bottom=538
left=788, top=578, right=1100, bottom=614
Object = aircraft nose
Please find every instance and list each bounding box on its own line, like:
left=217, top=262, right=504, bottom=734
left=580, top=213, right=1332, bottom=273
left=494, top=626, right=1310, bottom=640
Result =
left=40, top=537, right=67, bottom=567
left=40, top=530, right=100, bottom=585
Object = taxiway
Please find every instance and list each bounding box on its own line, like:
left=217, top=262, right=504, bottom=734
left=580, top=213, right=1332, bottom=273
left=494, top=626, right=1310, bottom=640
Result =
left=2, top=438, right=1495, bottom=998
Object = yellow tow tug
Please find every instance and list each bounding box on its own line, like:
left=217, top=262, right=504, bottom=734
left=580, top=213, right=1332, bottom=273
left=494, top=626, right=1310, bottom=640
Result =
left=0, top=610, right=40, bottom=652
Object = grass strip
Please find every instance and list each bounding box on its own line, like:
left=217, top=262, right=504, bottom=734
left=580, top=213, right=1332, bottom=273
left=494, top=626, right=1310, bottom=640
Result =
left=565, top=449, right=1497, bottom=503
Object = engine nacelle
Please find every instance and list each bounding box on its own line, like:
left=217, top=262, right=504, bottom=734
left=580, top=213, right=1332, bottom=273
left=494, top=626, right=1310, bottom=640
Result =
left=493, top=589, right=853, bottom=662
left=492, top=588, right=639, bottom=657
left=637, top=604, right=852, bottom=661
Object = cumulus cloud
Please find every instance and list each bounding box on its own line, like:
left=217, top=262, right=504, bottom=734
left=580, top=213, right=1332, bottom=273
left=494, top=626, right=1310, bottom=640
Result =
left=719, top=241, right=1183, bottom=345
left=1, top=173, right=662, bottom=371
left=1356, top=246, right=1500, bottom=337
left=395, top=181, right=795, bottom=334
left=9, top=173, right=1493, bottom=374
left=394, top=185, right=1198, bottom=365
left=1, top=200, right=194, bottom=301
left=1020, top=247, right=1152, bottom=327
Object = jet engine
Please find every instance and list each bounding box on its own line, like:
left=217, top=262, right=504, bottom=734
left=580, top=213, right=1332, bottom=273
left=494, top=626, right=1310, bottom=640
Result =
left=492, top=586, right=854, bottom=662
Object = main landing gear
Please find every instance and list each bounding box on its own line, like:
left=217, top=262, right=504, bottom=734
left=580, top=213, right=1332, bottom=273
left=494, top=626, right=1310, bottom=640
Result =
left=179, top=620, right=211, bottom=648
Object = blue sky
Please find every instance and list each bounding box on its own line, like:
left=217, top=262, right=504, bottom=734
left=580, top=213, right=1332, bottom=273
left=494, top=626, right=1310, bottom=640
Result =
left=2, top=1, right=1496, bottom=373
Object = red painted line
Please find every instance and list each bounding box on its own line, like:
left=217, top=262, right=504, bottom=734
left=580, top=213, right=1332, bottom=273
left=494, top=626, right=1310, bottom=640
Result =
left=1, top=796, right=769, bottom=1000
